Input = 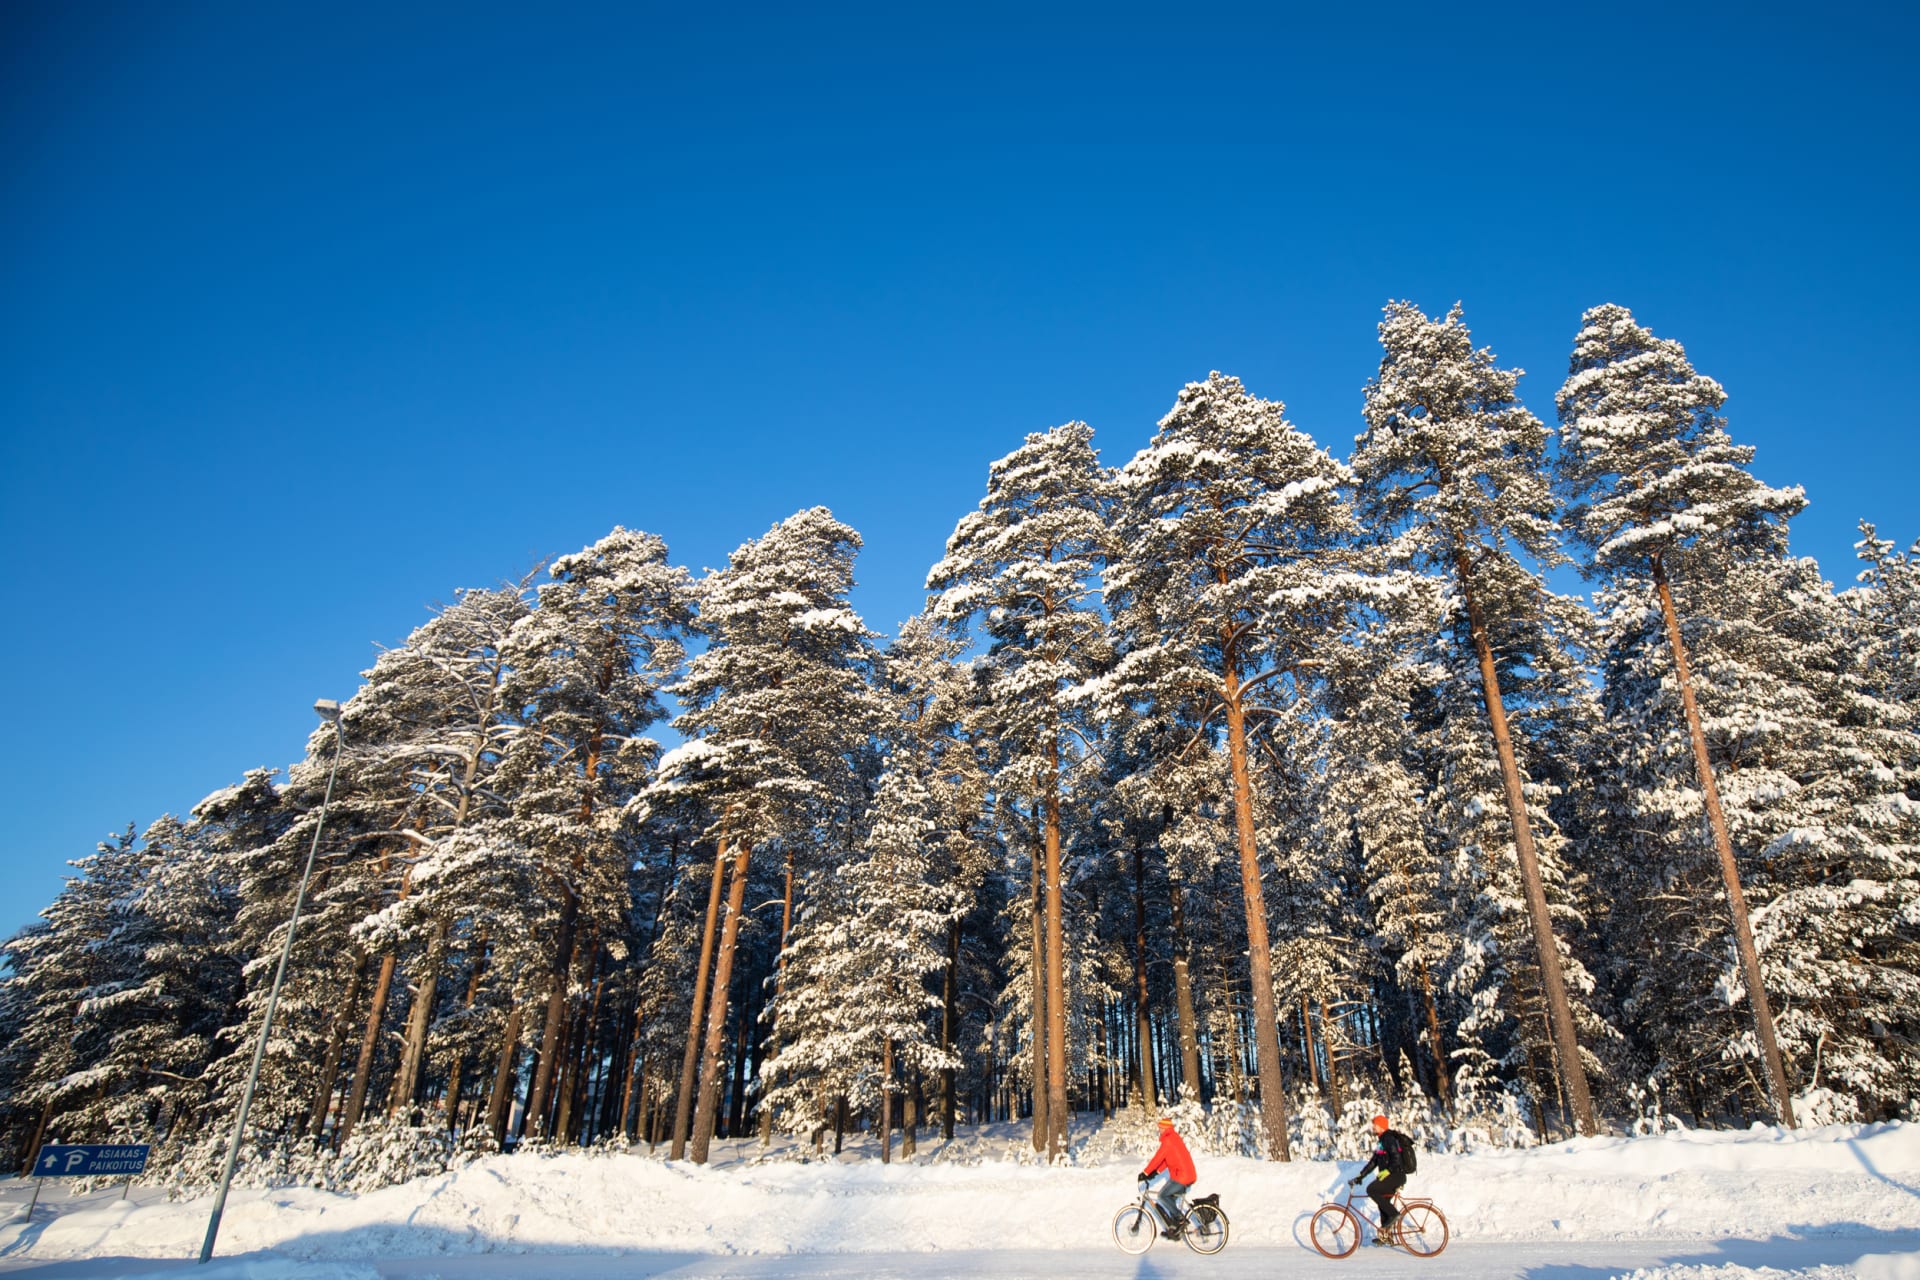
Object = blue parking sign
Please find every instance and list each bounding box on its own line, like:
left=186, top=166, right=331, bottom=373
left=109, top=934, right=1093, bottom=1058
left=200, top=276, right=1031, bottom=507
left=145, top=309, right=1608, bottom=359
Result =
left=33, top=1145, right=151, bottom=1178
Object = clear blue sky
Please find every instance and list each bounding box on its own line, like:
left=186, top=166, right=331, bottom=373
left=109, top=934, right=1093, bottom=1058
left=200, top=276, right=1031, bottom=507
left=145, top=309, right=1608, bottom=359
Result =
left=3, top=2, right=1916, bottom=936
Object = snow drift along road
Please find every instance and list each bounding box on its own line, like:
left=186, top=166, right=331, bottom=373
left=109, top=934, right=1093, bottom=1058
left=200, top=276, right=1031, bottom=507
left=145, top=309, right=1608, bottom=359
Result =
left=2, top=1120, right=1916, bottom=1266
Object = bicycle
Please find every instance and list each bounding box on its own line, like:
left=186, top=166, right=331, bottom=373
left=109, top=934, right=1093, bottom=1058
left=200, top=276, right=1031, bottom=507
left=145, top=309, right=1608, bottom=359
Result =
left=1309, top=1187, right=1448, bottom=1258
left=1112, top=1179, right=1230, bottom=1255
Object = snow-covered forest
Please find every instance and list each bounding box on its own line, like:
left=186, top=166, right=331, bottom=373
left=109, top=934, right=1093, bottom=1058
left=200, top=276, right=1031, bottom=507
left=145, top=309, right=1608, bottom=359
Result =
left=5, top=301, right=1916, bottom=1191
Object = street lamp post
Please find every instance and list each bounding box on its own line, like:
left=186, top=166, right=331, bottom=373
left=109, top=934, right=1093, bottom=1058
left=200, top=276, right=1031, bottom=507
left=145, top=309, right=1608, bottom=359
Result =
left=199, top=698, right=346, bottom=1264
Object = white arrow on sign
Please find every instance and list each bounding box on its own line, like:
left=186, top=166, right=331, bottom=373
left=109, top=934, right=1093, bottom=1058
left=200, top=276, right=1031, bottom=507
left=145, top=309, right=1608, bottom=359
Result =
left=39, top=1154, right=56, bottom=1172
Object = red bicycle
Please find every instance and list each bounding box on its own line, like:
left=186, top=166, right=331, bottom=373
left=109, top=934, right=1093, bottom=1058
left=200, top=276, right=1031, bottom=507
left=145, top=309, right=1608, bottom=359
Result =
left=1309, top=1187, right=1449, bottom=1258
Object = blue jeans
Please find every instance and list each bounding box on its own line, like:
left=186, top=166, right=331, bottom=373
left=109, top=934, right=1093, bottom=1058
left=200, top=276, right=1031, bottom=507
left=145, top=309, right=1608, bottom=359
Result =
left=1151, top=1175, right=1191, bottom=1228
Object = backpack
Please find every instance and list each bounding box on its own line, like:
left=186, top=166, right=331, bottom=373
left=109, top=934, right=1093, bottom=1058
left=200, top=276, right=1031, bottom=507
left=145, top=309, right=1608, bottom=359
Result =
left=1386, top=1129, right=1418, bottom=1176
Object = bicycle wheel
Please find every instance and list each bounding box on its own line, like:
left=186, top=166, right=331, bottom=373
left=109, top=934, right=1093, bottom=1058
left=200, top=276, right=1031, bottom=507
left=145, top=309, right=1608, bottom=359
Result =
left=1395, top=1202, right=1449, bottom=1258
left=1113, top=1204, right=1156, bottom=1254
left=1183, top=1204, right=1229, bottom=1255
left=1309, top=1203, right=1360, bottom=1258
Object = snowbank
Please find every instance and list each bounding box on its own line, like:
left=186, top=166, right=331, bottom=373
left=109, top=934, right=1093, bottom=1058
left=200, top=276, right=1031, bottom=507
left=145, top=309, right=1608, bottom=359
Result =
left=1619, top=1256, right=1920, bottom=1280
left=1, top=1120, right=1916, bottom=1266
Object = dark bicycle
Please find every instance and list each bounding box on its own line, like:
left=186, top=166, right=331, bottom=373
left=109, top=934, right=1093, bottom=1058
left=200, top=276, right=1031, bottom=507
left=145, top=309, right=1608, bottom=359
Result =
left=1112, top=1180, right=1230, bottom=1255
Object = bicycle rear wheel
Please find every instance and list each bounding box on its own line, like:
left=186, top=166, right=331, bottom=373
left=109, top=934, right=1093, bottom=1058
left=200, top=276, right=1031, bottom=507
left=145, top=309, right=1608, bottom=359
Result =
left=1113, top=1204, right=1156, bottom=1254
left=1395, top=1202, right=1448, bottom=1257
left=1183, top=1203, right=1229, bottom=1255
left=1309, top=1203, right=1360, bottom=1258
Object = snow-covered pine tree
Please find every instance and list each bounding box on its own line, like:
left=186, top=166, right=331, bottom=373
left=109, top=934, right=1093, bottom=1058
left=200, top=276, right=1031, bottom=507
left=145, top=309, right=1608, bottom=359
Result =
left=652, top=508, right=885, bottom=1163
left=874, top=616, right=995, bottom=1140
left=2, top=826, right=169, bottom=1157
left=1356, top=303, right=1598, bottom=1135
left=68, top=814, right=241, bottom=1145
left=764, top=768, right=960, bottom=1161
left=1260, top=697, right=1368, bottom=1116
left=495, top=529, right=691, bottom=1145
left=330, top=586, right=532, bottom=1137
left=1321, top=598, right=1458, bottom=1106
left=1408, top=633, right=1610, bottom=1132
left=1093, top=726, right=1182, bottom=1114
left=1588, top=545, right=1920, bottom=1121
left=1847, top=522, right=1920, bottom=724
left=1098, top=371, right=1385, bottom=1159
left=1555, top=303, right=1807, bottom=1126
left=926, top=422, right=1112, bottom=1161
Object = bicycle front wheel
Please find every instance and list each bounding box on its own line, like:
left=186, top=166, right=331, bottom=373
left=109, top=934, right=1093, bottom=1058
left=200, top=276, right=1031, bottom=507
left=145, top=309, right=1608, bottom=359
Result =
left=1113, top=1204, right=1156, bottom=1254
left=1309, top=1203, right=1360, bottom=1258
left=1395, top=1203, right=1449, bottom=1257
left=1183, top=1203, right=1229, bottom=1254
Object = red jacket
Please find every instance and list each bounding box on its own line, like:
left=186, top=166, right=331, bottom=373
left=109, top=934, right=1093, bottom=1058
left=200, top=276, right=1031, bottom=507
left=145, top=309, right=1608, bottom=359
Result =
left=1143, top=1127, right=1196, bottom=1185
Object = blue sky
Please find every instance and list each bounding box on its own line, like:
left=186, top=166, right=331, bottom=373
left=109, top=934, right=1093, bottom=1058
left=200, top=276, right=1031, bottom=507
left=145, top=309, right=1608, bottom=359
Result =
left=3, top=2, right=1916, bottom=935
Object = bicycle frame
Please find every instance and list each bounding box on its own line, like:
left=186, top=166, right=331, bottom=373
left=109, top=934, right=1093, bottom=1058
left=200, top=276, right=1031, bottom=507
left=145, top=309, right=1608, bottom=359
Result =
left=1338, top=1188, right=1430, bottom=1236
left=1136, top=1177, right=1187, bottom=1229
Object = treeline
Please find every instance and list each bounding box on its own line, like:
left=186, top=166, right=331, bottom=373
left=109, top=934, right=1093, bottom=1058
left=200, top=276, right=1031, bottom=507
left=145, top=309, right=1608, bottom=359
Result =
left=4, top=302, right=1916, bottom=1184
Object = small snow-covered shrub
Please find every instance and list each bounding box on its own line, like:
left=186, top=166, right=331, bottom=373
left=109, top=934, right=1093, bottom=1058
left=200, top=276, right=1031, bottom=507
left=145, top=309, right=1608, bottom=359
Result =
left=1793, top=1087, right=1862, bottom=1128
left=1627, top=1076, right=1687, bottom=1136
left=150, top=1119, right=470, bottom=1196
left=324, top=1120, right=458, bottom=1193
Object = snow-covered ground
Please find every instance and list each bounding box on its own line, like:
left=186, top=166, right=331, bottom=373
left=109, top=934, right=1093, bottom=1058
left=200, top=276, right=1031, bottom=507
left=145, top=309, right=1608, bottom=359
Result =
left=1, top=1119, right=1916, bottom=1279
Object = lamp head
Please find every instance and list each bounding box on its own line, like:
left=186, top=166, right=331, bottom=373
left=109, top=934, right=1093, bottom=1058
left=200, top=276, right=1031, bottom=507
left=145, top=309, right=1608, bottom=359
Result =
left=313, top=699, right=343, bottom=722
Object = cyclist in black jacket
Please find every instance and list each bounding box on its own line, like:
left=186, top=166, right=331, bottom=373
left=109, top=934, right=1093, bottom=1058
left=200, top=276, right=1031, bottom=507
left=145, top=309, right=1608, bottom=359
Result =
left=1348, top=1114, right=1414, bottom=1246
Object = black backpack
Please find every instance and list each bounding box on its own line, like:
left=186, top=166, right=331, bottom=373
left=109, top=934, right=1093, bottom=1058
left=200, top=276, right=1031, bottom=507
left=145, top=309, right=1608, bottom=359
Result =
left=1385, top=1129, right=1418, bottom=1175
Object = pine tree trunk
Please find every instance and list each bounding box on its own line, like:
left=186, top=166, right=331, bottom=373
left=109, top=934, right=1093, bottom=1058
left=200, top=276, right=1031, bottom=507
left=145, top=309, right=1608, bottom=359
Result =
left=443, top=936, right=488, bottom=1133
left=1416, top=956, right=1451, bottom=1107
left=1221, top=648, right=1293, bottom=1159
left=389, top=918, right=450, bottom=1119
left=1028, top=850, right=1049, bottom=1153
left=672, top=835, right=732, bottom=1159
left=619, top=1014, right=645, bottom=1139
left=880, top=1036, right=895, bottom=1165
left=558, top=950, right=605, bottom=1143
left=486, top=1004, right=523, bottom=1147
left=1042, top=742, right=1071, bottom=1160
left=537, top=1003, right=573, bottom=1141
left=530, top=700, right=613, bottom=1143
left=1168, top=878, right=1204, bottom=1104
left=1132, top=844, right=1157, bottom=1113
left=20, top=1097, right=54, bottom=1178
left=905, top=1069, right=921, bottom=1158
left=1652, top=555, right=1796, bottom=1127
left=523, top=887, right=580, bottom=1141
left=1321, top=1000, right=1345, bottom=1118
left=941, top=918, right=959, bottom=1140
left=1452, top=547, right=1597, bottom=1136
left=1301, top=996, right=1322, bottom=1096
left=516, top=1037, right=540, bottom=1140
left=1224, top=978, right=1247, bottom=1107
left=726, top=973, right=754, bottom=1140
left=619, top=836, right=678, bottom=1141
left=338, top=950, right=398, bottom=1147
left=307, top=959, right=366, bottom=1139
left=759, top=847, right=798, bottom=1146
left=690, top=837, right=752, bottom=1163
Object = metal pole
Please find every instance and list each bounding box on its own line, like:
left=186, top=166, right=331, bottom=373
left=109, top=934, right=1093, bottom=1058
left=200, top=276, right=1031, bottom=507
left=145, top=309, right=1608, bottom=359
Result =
left=199, top=702, right=345, bottom=1263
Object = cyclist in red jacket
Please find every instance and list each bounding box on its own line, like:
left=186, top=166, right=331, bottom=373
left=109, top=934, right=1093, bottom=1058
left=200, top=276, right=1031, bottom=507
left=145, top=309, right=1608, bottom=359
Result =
left=1138, top=1116, right=1197, bottom=1237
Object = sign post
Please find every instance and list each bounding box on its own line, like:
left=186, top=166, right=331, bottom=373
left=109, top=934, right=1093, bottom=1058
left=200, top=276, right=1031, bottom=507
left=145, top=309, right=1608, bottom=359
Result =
left=19, top=1145, right=150, bottom=1221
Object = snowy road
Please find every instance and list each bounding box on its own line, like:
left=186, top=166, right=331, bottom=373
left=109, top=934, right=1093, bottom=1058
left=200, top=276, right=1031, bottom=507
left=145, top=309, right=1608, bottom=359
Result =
left=3, top=1237, right=1920, bottom=1279
left=4, top=1123, right=1918, bottom=1278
